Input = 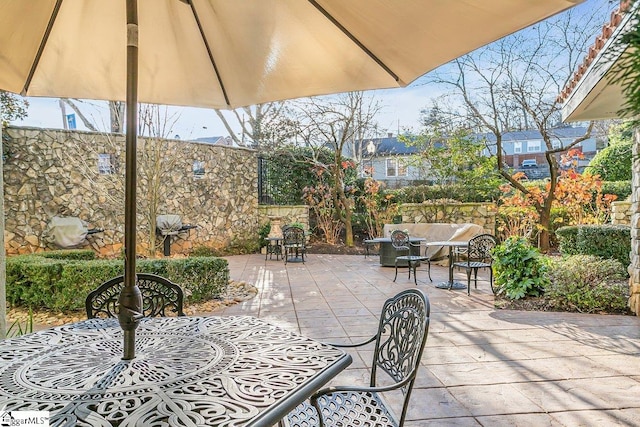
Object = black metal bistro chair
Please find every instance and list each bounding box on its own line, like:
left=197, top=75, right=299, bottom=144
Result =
left=283, top=225, right=307, bottom=264
left=85, top=273, right=186, bottom=319
left=452, top=233, right=498, bottom=295
left=391, top=229, right=431, bottom=285
left=282, top=289, right=431, bottom=427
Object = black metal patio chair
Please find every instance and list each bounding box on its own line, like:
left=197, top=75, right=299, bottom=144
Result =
left=452, top=233, right=498, bottom=295
left=282, top=288, right=430, bottom=427
left=283, top=225, right=307, bottom=264
left=391, top=229, right=431, bottom=285
left=85, top=273, right=186, bottom=319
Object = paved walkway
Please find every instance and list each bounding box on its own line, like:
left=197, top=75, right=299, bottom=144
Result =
left=212, top=253, right=640, bottom=427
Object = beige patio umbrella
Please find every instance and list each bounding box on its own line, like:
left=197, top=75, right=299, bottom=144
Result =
left=0, top=0, right=583, bottom=358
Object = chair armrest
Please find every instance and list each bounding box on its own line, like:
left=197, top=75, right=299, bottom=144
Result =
left=311, top=365, right=417, bottom=400
left=312, top=380, right=411, bottom=400
left=327, top=335, right=376, bottom=348
left=409, top=241, right=431, bottom=258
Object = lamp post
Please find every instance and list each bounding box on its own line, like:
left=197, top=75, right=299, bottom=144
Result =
left=366, top=140, right=376, bottom=177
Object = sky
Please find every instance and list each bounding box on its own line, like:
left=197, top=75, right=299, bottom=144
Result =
left=9, top=0, right=613, bottom=141
left=12, top=84, right=442, bottom=141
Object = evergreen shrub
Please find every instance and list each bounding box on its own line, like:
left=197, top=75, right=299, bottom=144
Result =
left=492, top=236, right=549, bottom=300
left=392, top=183, right=500, bottom=203
left=557, top=224, right=631, bottom=268
left=601, top=180, right=632, bottom=201
left=546, top=255, right=629, bottom=314
left=39, top=249, right=96, bottom=261
left=7, top=254, right=229, bottom=311
left=576, top=225, right=631, bottom=268
left=555, top=226, right=580, bottom=255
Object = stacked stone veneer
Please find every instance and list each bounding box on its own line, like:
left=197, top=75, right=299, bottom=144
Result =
left=3, top=126, right=259, bottom=257
left=611, top=201, right=632, bottom=225
left=400, top=202, right=497, bottom=234
left=257, top=205, right=309, bottom=237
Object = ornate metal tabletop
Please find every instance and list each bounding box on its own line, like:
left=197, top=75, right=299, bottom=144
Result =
left=0, top=316, right=351, bottom=426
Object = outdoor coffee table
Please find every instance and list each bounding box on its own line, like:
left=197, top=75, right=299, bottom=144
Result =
left=426, top=240, right=469, bottom=290
left=0, top=316, right=352, bottom=426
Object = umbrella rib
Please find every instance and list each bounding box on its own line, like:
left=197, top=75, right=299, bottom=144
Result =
left=307, top=0, right=400, bottom=84
left=22, top=0, right=64, bottom=96
left=185, top=0, right=231, bottom=108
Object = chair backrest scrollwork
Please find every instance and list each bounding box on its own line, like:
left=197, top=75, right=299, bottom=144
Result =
left=85, top=273, right=185, bottom=319
left=467, top=234, right=497, bottom=263
left=390, top=229, right=410, bottom=251
left=371, top=289, right=430, bottom=423
left=283, top=225, right=305, bottom=248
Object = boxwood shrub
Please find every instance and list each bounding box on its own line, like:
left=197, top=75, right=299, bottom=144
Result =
left=601, top=180, right=632, bottom=201
left=555, top=226, right=580, bottom=255
left=557, top=224, right=630, bottom=268
left=7, top=254, right=229, bottom=311
left=39, top=249, right=96, bottom=261
left=546, top=255, right=630, bottom=314
left=578, top=225, right=631, bottom=268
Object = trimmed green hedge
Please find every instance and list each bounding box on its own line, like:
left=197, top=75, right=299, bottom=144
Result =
left=556, top=224, right=631, bottom=268
left=392, top=183, right=501, bottom=203
left=555, top=226, right=580, bottom=255
left=601, top=180, right=632, bottom=201
left=7, top=254, right=229, bottom=311
left=39, top=249, right=96, bottom=260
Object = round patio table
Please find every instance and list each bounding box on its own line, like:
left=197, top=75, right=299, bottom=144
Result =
left=426, top=240, right=469, bottom=290
left=0, top=316, right=351, bottom=426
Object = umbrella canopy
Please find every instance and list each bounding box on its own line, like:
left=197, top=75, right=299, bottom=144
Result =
left=0, top=0, right=584, bottom=356
left=3, top=0, right=583, bottom=109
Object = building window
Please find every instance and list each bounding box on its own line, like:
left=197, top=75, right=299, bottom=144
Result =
left=193, top=160, right=205, bottom=179
left=552, top=140, right=561, bottom=149
left=97, top=153, right=115, bottom=175
left=386, top=158, right=407, bottom=177
left=514, top=142, right=522, bottom=153
left=528, top=140, right=541, bottom=152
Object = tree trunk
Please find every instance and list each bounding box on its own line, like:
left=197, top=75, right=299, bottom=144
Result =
left=538, top=207, right=552, bottom=253
left=343, top=205, right=354, bottom=247
left=339, top=188, right=353, bottom=248
left=110, top=101, right=125, bottom=133
left=332, top=156, right=354, bottom=247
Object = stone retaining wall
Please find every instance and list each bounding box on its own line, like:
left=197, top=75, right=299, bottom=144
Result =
left=257, top=205, right=309, bottom=237
left=3, top=126, right=259, bottom=257
left=399, top=202, right=497, bottom=234
left=611, top=201, right=632, bottom=226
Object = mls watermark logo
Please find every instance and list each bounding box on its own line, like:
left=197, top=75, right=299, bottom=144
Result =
left=0, top=411, right=49, bottom=427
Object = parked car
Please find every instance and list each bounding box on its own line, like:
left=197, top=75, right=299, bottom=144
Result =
left=521, top=159, right=538, bottom=168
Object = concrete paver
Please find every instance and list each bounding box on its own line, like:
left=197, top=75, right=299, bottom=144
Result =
left=215, top=254, right=640, bottom=426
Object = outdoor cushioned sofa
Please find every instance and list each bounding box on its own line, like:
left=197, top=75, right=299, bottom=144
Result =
left=382, top=223, right=485, bottom=263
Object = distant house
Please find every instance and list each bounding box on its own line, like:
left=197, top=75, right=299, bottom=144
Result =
left=348, top=126, right=596, bottom=187
left=481, top=126, right=597, bottom=172
left=347, top=134, right=430, bottom=189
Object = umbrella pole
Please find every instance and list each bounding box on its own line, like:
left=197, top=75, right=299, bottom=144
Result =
left=118, top=0, right=143, bottom=360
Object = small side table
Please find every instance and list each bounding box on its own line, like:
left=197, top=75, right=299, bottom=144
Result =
left=265, top=237, right=283, bottom=260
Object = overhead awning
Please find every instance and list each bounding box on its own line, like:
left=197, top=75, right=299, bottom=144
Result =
left=560, top=3, right=635, bottom=122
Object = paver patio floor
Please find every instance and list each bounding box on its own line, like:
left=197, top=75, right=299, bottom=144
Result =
left=212, top=254, right=640, bottom=427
